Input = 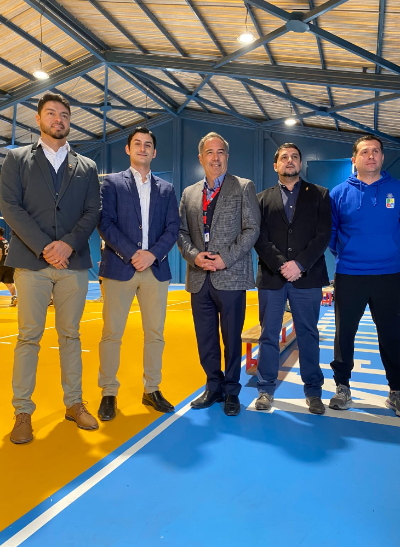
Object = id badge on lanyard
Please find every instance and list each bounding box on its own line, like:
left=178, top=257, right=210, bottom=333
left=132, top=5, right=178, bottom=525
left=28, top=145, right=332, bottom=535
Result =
left=203, top=186, right=221, bottom=245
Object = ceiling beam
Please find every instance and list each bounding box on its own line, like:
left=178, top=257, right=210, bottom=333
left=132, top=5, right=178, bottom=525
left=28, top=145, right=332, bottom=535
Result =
left=213, top=0, right=350, bottom=68
left=177, top=75, right=212, bottom=114
left=309, top=23, right=400, bottom=76
left=0, top=56, right=103, bottom=112
left=0, top=57, right=35, bottom=81
left=51, top=87, right=125, bottom=130
left=105, top=52, right=400, bottom=92
left=184, top=0, right=227, bottom=55
left=86, top=0, right=148, bottom=53
left=23, top=0, right=106, bottom=59
left=0, top=13, right=69, bottom=66
left=0, top=113, right=40, bottom=135
left=374, top=0, right=386, bottom=130
left=133, top=0, right=187, bottom=57
left=111, top=67, right=178, bottom=116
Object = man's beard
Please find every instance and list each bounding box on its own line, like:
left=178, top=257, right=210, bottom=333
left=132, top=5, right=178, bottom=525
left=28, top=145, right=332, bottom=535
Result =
left=40, top=122, right=70, bottom=140
left=282, top=168, right=300, bottom=178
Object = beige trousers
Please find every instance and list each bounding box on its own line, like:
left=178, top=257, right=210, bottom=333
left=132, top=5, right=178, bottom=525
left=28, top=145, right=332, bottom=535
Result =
left=99, top=268, right=169, bottom=396
left=12, top=267, right=88, bottom=415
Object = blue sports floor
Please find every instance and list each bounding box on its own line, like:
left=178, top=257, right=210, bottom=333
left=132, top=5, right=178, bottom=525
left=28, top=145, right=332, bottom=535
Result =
left=1, top=298, right=399, bottom=546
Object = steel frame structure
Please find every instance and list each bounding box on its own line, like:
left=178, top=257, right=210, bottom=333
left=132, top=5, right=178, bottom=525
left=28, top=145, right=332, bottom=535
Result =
left=0, top=0, right=399, bottom=159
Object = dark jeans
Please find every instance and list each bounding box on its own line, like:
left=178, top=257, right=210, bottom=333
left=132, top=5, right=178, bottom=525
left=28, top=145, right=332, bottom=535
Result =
left=257, top=284, right=324, bottom=398
left=331, top=273, right=400, bottom=390
left=191, top=274, right=246, bottom=396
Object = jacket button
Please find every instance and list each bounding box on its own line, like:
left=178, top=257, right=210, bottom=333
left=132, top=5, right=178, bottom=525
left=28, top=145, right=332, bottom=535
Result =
left=52, top=226, right=55, bottom=229
left=138, top=242, right=142, bottom=246
left=288, top=247, right=292, bottom=251
left=139, top=225, right=142, bottom=229
left=288, top=229, right=292, bottom=233
left=56, top=206, right=60, bottom=211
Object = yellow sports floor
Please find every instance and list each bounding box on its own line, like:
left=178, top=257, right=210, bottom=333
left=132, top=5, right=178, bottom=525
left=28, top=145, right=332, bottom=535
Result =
left=0, top=286, right=259, bottom=532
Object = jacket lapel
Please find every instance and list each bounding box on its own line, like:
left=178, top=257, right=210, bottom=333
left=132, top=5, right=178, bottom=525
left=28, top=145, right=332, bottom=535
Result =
left=148, top=175, right=160, bottom=228
left=210, top=173, right=234, bottom=230
left=191, top=180, right=205, bottom=236
left=32, top=144, right=56, bottom=199
left=291, top=180, right=308, bottom=223
left=57, top=150, right=78, bottom=203
left=124, top=169, right=142, bottom=223
left=273, top=183, right=289, bottom=225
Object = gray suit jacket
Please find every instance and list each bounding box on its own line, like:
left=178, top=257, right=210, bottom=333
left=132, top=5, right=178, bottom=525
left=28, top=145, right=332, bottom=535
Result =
left=0, top=143, right=100, bottom=270
left=178, top=173, right=261, bottom=293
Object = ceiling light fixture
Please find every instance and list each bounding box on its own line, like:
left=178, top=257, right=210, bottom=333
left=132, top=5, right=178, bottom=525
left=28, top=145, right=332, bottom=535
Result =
left=237, top=7, right=255, bottom=44
left=33, top=2, right=49, bottom=80
left=284, top=117, right=297, bottom=126
left=284, top=105, right=297, bottom=126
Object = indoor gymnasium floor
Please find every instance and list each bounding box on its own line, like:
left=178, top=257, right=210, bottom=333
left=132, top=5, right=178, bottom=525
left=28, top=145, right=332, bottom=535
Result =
left=0, top=283, right=399, bottom=547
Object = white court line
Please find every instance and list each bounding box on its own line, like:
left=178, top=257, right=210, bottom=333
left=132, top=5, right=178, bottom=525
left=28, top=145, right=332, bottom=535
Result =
left=0, top=346, right=258, bottom=547
left=1, top=401, right=194, bottom=547
left=320, top=344, right=380, bottom=354
left=0, top=299, right=192, bottom=341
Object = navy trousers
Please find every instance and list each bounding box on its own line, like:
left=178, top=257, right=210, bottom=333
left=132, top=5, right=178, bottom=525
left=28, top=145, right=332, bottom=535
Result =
left=191, top=274, right=246, bottom=396
left=257, top=283, right=324, bottom=398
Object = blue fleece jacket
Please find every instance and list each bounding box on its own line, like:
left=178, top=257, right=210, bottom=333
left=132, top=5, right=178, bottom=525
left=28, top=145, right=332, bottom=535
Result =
left=329, top=171, right=400, bottom=275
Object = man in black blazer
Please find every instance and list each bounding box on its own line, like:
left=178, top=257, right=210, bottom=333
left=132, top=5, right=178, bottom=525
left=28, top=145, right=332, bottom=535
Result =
left=255, top=143, right=331, bottom=414
left=0, top=93, right=100, bottom=444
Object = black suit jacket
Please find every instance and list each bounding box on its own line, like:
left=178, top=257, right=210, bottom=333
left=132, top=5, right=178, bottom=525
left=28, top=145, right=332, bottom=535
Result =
left=255, top=180, right=331, bottom=289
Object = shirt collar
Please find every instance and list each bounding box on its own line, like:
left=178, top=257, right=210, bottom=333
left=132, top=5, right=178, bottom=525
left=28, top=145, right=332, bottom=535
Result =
left=130, top=166, right=152, bottom=184
left=278, top=178, right=301, bottom=191
left=38, top=137, right=70, bottom=155
left=203, top=172, right=226, bottom=191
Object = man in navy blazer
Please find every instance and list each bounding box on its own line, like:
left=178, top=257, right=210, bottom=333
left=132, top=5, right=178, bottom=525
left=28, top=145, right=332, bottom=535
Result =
left=97, top=127, right=179, bottom=419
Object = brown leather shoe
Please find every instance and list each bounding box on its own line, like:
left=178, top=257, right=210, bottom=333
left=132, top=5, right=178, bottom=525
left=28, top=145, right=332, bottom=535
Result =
left=65, top=402, right=99, bottom=430
left=10, top=413, right=33, bottom=444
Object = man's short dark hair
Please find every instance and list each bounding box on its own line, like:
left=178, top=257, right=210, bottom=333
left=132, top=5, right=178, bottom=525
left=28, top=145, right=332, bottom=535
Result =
left=0, top=227, right=4, bottom=236
left=37, top=93, right=71, bottom=116
left=274, top=143, right=302, bottom=163
left=127, top=126, right=157, bottom=149
left=352, top=134, right=383, bottom=157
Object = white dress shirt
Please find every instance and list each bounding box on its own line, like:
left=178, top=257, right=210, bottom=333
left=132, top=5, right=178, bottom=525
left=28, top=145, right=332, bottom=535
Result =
left=130, top=167, right=152, bottom=251
left=38, top=137, right=70, bottom=173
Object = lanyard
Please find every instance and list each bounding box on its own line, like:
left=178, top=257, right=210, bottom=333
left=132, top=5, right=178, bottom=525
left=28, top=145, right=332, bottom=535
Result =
left=203, top=186, right=221, bottom=225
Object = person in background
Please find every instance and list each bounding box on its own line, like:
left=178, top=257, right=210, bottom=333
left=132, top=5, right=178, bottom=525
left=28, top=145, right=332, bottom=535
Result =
left=329, top=134, right=400, bottom=417
left=0, top=227, right=17, bottom=307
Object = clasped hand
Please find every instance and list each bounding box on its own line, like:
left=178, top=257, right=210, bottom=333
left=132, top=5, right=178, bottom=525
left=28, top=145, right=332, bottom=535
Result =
left=131, top=250, right=156, bottom=271
left=195, top=252, right=226, bottom=271
left=43, top=241, right=73, bottom=269
left=280, top=260, right=302, bottom=283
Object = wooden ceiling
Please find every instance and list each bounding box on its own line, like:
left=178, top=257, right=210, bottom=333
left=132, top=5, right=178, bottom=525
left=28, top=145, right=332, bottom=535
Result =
left=1, top=0, right=400, bottom=165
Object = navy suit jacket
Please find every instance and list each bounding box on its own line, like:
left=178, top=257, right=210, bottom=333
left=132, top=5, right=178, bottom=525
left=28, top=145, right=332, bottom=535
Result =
left=98, top=169, right=180, bottom=282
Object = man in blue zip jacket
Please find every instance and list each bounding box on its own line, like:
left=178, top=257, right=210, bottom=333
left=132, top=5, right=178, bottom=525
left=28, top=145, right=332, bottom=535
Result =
left=329, top=134, right=400, bottom=416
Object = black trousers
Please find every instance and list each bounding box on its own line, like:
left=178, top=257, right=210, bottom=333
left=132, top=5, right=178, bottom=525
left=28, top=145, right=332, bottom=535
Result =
left=191, top=274, right=246, bottom=396
left=331, top=273, right=400, bottom=390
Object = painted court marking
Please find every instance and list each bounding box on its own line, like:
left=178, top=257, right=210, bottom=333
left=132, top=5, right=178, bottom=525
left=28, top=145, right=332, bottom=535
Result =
left=247, top=398, right=400, bottom=427
left=1, top=402, right=194, bottom=547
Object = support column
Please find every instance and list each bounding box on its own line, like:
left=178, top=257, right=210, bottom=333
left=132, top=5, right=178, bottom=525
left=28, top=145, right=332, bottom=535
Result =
left=172, top=117, right=184, bottom=284
left=253, top=129, right=264, bottom=194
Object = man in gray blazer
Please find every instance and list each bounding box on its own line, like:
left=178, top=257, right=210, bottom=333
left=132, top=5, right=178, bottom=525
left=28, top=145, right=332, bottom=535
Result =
left=178, top=132, right=260, bottom=416
left=0, top=93, right=100, bottom=444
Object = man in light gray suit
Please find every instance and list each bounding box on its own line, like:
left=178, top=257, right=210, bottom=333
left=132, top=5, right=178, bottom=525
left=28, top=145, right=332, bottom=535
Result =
left=178, top=132, right=260, bottom=416
left=0, top=93, right=100, bottom=444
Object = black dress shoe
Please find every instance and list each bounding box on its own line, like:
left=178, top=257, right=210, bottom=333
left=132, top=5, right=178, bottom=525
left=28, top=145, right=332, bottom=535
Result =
left=142, top=391, right=175, bottom=413
left=98, top=396, right=117, bottom=421
left=190, top=390, right=225, bottom=409
left=224, top=395, right=241, bottom=416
